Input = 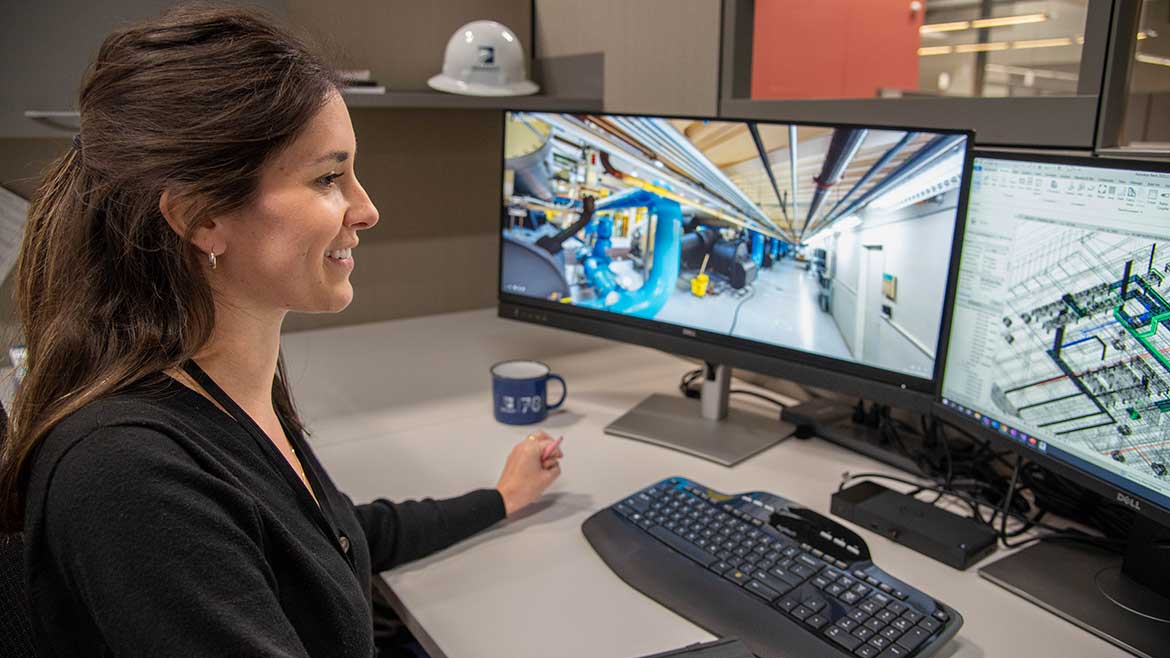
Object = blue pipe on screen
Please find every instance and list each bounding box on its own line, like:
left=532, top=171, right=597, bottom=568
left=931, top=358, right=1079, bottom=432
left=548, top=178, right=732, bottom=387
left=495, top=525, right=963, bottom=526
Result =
left=576, top=188, right=683, bottom=319
left=751, top=232, right=765, bottom=268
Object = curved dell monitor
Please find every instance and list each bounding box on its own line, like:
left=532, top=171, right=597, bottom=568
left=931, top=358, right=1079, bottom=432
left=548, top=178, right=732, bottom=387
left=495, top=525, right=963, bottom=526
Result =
left=498, top=111, right=972, bottom=463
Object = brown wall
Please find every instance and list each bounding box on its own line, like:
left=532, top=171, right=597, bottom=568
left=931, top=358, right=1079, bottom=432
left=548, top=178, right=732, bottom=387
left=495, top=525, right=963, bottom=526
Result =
left=283, top=108, right=504, bottom=332
left=534, top=0, right=721, bottom=116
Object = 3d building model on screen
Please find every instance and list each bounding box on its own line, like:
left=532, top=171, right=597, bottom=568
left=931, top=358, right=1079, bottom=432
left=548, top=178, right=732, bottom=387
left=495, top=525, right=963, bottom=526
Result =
left=500, top=112, right=966, bottom=379
left=990, top=229, right=1170, bottom=484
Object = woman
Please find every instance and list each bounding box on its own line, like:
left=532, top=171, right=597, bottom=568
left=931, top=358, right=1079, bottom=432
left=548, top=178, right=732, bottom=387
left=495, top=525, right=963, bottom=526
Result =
left=0, top=7, right=562, bottom=657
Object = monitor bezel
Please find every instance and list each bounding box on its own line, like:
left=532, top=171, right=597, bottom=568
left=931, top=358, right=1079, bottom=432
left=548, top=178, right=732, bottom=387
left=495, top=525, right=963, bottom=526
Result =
left=936, top=148, right=1170, bottom=527
left=497, top=109, right=975, bottom=410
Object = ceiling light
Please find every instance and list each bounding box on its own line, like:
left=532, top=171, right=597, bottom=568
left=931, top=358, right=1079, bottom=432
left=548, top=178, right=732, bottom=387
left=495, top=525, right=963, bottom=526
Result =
left=918, top=45, right=955, bottom=56
left=955, top=42, right=1009, bottom=53
left=836, top=215, right=861, bottom=232
left=971, top=13, right=1047, bottom=29
left=920, top=21, right=970, bottom=34
left=1075, top=35, right=1086, bottom=44
left=868, top=151, right=965, bottom=213
left=1013, top=37, right=1075, bottom=49
left=920, top=13, right=1047, bottom=34
left=1137, top=53, right=1170, bottom=67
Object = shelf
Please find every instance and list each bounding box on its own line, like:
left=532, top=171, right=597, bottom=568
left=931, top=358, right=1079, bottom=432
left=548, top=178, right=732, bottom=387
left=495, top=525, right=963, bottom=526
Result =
left=342, top=90, right=602, bottom=113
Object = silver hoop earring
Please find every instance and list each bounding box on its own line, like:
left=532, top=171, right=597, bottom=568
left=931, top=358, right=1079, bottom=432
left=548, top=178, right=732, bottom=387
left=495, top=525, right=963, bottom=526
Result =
left=208, top=252, right=217, bottom=270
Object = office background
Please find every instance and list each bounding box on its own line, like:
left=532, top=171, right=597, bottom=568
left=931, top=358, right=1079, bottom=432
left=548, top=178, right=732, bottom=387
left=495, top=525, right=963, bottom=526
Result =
left=0, top=0, right=1166, bottom=344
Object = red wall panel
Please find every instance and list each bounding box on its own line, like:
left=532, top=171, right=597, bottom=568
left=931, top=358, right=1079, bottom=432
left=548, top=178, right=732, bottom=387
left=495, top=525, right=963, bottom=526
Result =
left=751, top=0, right=922, bottom=100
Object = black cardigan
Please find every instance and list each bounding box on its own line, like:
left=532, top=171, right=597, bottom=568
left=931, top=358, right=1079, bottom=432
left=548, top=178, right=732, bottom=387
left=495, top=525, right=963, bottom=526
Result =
left=23, top=375, right=505, bottom=657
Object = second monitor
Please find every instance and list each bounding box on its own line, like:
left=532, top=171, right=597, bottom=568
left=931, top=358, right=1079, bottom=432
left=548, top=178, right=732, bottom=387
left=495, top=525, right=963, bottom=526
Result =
left=499, top=112, right=972, bottom=464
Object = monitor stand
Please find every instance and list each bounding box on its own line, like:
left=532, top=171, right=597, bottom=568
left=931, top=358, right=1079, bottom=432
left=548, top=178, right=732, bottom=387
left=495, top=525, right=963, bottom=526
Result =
left=604, top=362, right=795, bottom=466
left=979, top=516, right=1170, bottom=658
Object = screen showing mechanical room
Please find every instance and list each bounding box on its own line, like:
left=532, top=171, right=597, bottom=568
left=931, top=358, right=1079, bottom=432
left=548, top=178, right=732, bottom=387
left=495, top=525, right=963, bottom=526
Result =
left=941, top=156, right=1170, bottom=506
left=500, top=112, right=968, bottom=380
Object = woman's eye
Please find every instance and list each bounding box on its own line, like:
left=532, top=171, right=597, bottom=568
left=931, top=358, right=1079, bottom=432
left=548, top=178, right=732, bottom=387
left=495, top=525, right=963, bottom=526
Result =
left=318, top=172, right=344, bottom=187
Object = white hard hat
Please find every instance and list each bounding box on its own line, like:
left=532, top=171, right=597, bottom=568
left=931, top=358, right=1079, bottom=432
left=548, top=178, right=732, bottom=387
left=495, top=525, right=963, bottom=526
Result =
left=428, top=20, right=539, bottom=97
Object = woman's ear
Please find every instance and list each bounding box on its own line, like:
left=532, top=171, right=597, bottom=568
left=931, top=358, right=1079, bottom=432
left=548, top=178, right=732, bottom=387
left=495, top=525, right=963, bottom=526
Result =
left=159, top=190, right=226, bottom=257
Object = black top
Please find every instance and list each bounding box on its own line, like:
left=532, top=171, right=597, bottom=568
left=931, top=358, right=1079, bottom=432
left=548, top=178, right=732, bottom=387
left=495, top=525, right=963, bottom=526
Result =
left=23, top=365, right=506, bottom=657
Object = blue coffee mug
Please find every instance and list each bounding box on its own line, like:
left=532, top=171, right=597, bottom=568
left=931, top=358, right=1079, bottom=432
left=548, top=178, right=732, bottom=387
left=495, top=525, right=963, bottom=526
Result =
left=491, top=360, right=566, bottom=425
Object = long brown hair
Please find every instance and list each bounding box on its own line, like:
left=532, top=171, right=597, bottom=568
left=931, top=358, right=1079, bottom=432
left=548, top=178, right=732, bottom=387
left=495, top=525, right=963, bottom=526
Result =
left=0, top=7, right=341, bottom=531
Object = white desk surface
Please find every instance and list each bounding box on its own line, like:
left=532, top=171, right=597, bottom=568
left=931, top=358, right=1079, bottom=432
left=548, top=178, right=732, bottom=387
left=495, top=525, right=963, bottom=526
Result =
left=282, top=308, right=1127, bottom=658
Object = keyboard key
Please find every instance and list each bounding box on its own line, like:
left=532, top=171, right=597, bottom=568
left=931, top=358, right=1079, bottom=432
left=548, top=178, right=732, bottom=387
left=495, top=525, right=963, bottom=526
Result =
left=853, top=569, right=868, bottom=580
left=863, top=618, right=885, bottom=633
left=757, top=559, right=775, bottom=571
left=932, top=609, right=950, bottom=623
left=790, top=564, right=816, bottom=579
left=768, top=566, right=804, bottom=588
left=871, top=592, right=893, bottom=607
left=875, top=610, right=897, bottom=624
left=839, top=590, right=861, bottom=605
left=876, top=645, right=911, bottom=658
left=853, top=627, right=874, bottom=642
left=878, top=583, right=894, bottom=594
left=791, top=605, right=813, bottom=620
left=851, top=582, right=872, bottom=597
left=811, top=575, right=832, bottom=589
left=802, top=597, right=827, bottom=613
left=859, top=599, right=883, bottom=615
left=837, top=576, right=856, bottom=589
left=804, top=613, right=830, bottom=629
left=751, top=570, right=795, bottom=595
left=847, top=608, right=869, bottom=623
left=797, top=553, right=825, bottom=571
left=885, top=601, right=908, bottom=616
left=740, top=563, right=756, bottom=576
left=825, top=583, right=846, bottom=597
left=900, top=609, right=923, bottom=625
left=854, top=646, right=879, bottom=658
left=745, top=578, right=781, bottom=602
left=890, top=618, right=912, bottom=633
left=709, top=561, right=732, bottom=575
left=867, top=635, right=890, bottom=651
left=727, top=556, right=744, bottom=568
left=880, top=626, right=902, bottom=642
left=782, top=546, right=800, bottom=558
left=826, top=626, right=863, bottom=651
left=835, top=617, right=859, bottom=632
left=723, top=569, right=751, bottom=587
left=777, top=596, right=800, bottom=612
left=895, top=627, right=931, bottom=652
left=866, top=576, right=881, bottom=587
left=822, top=567, right=844, bottom=581
left=891, top=589, right=909, bottom=601
left=917, top=616, right=941, bottom=633
left=648, top=527, right=717, bottom=567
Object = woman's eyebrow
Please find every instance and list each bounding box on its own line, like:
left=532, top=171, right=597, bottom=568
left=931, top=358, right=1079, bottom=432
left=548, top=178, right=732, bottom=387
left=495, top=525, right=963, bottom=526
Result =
left=311, top=150, right=349, bottom=165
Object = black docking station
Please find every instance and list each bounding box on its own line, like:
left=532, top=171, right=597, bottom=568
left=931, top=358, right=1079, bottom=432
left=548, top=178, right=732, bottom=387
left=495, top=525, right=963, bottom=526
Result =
left=831, top=481, right=997, bottom=570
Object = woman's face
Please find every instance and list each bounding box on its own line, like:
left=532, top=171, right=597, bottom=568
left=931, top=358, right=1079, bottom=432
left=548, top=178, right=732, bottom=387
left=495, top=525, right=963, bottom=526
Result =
left=216, top=91, right=379, bottom=316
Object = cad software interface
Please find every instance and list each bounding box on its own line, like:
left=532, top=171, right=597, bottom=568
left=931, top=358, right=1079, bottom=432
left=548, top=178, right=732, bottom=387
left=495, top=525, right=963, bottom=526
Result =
left=942, top=156, right=1170, bottom=508
left=500, top=112, right=969, bottom=380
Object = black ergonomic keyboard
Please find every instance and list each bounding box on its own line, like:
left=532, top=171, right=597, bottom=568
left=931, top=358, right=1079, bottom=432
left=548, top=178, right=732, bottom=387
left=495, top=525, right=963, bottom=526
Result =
left=582, top=477, right=962, bottom=658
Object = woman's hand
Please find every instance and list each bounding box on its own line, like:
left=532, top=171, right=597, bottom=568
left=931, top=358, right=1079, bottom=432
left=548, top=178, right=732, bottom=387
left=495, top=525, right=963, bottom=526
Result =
left=495, top=430, right=564, bottom=516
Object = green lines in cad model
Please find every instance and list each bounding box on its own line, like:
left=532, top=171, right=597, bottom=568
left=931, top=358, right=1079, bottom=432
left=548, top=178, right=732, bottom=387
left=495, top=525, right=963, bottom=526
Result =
left=1114, top=274, right=1170, bottom=375
left=989, top=227, right=1170, bottom=483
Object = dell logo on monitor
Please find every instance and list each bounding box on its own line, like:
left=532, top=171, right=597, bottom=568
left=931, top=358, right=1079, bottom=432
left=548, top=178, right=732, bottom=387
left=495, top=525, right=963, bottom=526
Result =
left=1116, top=492, right=1141, bottom=511
left=682, top=329, right=697, bottom=337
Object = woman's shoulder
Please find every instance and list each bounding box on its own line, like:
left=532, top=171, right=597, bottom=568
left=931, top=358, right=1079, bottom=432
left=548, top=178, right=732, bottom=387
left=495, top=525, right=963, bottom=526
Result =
left=29, top=377, right=204, bottom=490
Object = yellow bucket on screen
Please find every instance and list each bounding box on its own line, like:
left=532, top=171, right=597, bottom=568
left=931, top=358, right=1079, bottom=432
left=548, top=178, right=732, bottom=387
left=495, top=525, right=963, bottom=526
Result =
left=691, top=273, right=710, bottom=297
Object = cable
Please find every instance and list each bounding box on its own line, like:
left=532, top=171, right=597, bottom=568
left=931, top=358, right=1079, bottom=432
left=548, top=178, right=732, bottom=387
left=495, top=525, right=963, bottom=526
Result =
left=679, top=367, right=787, bottom=410
left=727, top=285, right=756, bottom=336
left=729, top=389, right=785, bottom=408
